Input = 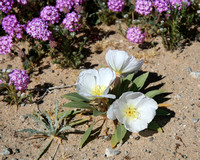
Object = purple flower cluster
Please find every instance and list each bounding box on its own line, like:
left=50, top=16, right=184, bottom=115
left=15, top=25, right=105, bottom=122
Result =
left=135, top=0, right=153, bottom=15
left=107, top=0, right=125, bottom=12
left=154, top=0, right=169, bottom=13
left=8, top=69, right=29, bottom=91
left=62, top=11, right=81, bottom=32
left=0, top=79, right=3, bottom=84
left=0, top=0, right=14, bottom=13
left=56, top=0, right=74, bottom=13
left=169, top=0, right=190, bottom=10
left=2, top=15, right=25, bottom=39
left=26, top=18, right=52, bottom=41
left=0, top=35, right=13, bottom=55
left=40, top=6, right=60, bottom=24
left=126, top=27, right=145, bottom=44
left=17, top=0, right=27, bottom=5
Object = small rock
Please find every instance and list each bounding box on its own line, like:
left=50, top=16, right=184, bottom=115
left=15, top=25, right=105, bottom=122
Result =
left=117, top=143, right=122, bottom=147
left=14, top=149, right=20, bottom=154
left=183, top=155, right=188, bottom=159
left=190, top=72, right=200, bottom=78
left=135, top=136, right=140, bottom=140
left=124, top=151, right=129, bottom=156
left=19, top=115, right=28, bottom=122
left=105, top=148, right=121, bottom=157
left=193, top=118, right=199, bottom=123
left=104, top=136, right=110, bottom=140
left=0, top=148, right=13, bottom=155
left=149, top=137, right=154, bottom=142
left=182, top=116, right=186, bottom=120
left=129, top=135, right=133, bottom=139
left=12, top=158, right=18, bottom=160
left=145, top=149, right=151, bottom=153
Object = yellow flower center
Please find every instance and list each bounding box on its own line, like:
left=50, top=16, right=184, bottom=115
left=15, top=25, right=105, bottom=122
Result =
left=91, top=85, right=106, bottom=96
left=125, top=105, right=139, bottom=120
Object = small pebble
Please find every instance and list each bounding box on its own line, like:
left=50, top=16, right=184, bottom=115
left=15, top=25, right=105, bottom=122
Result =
left=149, top=137, right=154, bottom=142
left=129, top=135, right=133, bottom=139
left=183, top=155, right=188, bottom=159
left=117, top=143, right=122, bottom=147
left=19, top=115, right=28, bottom=122
left=12, top=158, right=18, bottom=160
left=14, top=149, right=20, bottom=154
left=145, top=149, right=151, bottom=153
left=135, top=136, right=140, bottom=140
left=0, top=148, right=13, bottom=155
left=193, top=118, right=199, bottom=123
left=190, top=72, right=200, bottom=78
left=124, top=151, right=129, bottom=156
left=105, top=148, right=121, bottom=157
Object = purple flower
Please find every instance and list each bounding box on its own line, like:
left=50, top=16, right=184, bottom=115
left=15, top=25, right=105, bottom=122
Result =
left=62, top=11, right=81, bottom=32
left=154, top=0, right=169, bottom=13
left=135, top=0, right=153, bottom=16
left=40, top=6, right=60, bottom=24
left=56, top=0, right=74, bottom=13
left=0, top=79, right=3, bottom=84
left=126, top=27, right=145, bottom=44
left=169, top=0, right=190, bottom=10
left=8, top=69, right=29, bottom=91
left=107, top=0, right=125, bottom=12
left=0, top=35, right=13, bottom=55
left=16, top=0, right=27, bottom=5
left=2, top=15, right=25, bottom=39
left=26, top=18, right=52, bottom=41
left=0, top=0, right=14, bottom=13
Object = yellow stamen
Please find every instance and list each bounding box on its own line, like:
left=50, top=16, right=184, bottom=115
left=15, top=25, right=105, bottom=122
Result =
left=91, top=85, right=106, bottom=96
left=124, top=105, right=139, bottom=120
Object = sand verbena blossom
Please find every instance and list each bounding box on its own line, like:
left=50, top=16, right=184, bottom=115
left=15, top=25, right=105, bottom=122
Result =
left=8, top=69, right=29, bottom=91
left=107, top=92, right=158, bottom=132
left=105, top=50, right=143, bottom=77
left=76, top=68, right=116, bottom=100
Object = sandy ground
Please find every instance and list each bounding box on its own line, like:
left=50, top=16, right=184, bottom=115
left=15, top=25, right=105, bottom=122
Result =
left=0, top=24, right=200, bottom=160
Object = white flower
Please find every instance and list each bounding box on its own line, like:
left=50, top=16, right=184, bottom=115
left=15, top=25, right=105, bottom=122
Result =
left=76, top=68, right=116, bottom=100
left=107, top=91, right=158, bottom=133
left=105, top=50, right=143, bottom=76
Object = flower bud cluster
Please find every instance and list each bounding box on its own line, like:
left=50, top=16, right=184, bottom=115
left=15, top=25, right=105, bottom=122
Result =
left=40, top=6, right=60, bottom=24
left=16, top=0, right=27, bottom=5
left=169, top=0, right=190, bottom=10
left=56, top=0, right=74, bottom=13
left=26, top=18, right=52, bottom=41
left=126, top=27, right=145, bottom=44
left=135, top=0, right=153, bottom=16
left=2, top=15, right=25, bottom=39
left=62, top=11, right=81, bottom=32
left=154, top=0, right=169, bottom=13
left=8, top=69, right=29, bottom=91
left=107, top=0, right=125, bottom=12
left=0, top=0, right=14, bottom=13
left=0, top=35, right=13, bottom=55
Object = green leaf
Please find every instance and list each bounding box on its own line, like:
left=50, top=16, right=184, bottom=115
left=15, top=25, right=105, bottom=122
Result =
left=80, top=123, right=95, bottom=148
left=111, top=124, right=127, bottom=148
left=145, top=89, right=165, bottom=98
left=148, top=121, right=163, bottom=132
left=69, top=118, right=89, bottom=127
left=61, top=92, right=89, bottom=102
left=57, top=125, right=72, bottom=134
left=156, top=109, right=170, bottom=116
left=61, top=101, right=92, bottom=110
left=129, top=72, right=149, bottom=91
left=93, top=109, right=106, bottom=116
left=122, top=73, right=134, bottom=82
left=57, top=110, right=81, bottom=119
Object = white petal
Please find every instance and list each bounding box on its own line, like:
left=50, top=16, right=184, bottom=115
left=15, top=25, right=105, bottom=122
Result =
left=98, top=68, right=116, bottom=87
left=124, top=118, right=148, bottom=133
left=137, top=96, right=158, bottom=110
left=124, top=92, right=145, bottom=107
left=105, top=50, right=129, bottom=72
left=137, top=106, right=156, bottom=123
left=107, top=103, right=116, bottom=120
left=122, top=58, right=143, bottom=74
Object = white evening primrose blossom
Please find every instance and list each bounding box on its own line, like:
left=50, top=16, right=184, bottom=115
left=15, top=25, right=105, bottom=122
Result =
left=76, top=68, right=116, bottom=100
left=107, top=91, right=158, bottom=133
left=105, top=50, right=143, bottom=77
